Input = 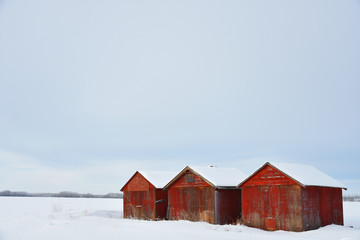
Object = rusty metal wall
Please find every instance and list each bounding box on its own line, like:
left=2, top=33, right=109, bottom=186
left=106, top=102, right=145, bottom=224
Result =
left=215, top=189, right=241, bottom=225
left=302, top=186, right=343, bottom=230
left=167, top=170, right=216, bottom=223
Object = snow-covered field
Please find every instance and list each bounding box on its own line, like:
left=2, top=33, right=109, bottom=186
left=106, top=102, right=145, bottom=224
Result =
left=0, top=197, right=359, bottom=240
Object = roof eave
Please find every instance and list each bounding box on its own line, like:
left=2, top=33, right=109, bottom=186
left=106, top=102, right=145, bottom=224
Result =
left=303, top=184, right=347, bottom=190
left=215, top=186, right=238, bottom=189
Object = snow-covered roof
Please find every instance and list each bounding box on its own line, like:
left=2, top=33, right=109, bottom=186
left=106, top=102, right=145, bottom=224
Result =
left=166, top=166, right=248, bottom=188
left=244, top=162, right=346, bottom=189
left=138, top=170, right=177, bottom=188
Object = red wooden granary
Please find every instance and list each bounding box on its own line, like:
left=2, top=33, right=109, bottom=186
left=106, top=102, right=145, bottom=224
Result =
left=121, top=171, right=175, bottom=220
left=238, top=162, right=346, bottom=232
left=164, top=166, right=248, bottom=225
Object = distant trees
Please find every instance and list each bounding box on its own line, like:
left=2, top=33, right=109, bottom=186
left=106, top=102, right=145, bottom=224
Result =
left=0, top=190, right=28, bottom=197
left=0, top=190, right=123, bottom=199
left=343, top=194, right=360, bottom=202
left=57, top=191, right=81, bottom=198
left=1, top=189, right=357, bottom=202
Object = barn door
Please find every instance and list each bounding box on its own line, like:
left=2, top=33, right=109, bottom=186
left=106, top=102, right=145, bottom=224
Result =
left=135, top=205, right=143, bottom=219
left=264, top=186, right=276, bottom=231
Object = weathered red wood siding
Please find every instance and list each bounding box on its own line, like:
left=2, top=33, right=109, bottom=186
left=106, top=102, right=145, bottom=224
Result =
left=123, top=172, right=168, bottom=220
left=167, top=170, right=216, bottom=223
left=301, top=186, right=343, bottom=230
left=241, top=165, right=303, bottom=231
left=215, top=189, right=241, bottom=225
left=241, top=164, right=344, bottom=231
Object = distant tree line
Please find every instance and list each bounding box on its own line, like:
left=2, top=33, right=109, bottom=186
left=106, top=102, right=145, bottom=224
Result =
left=0, top=190, right=123, bottom=199
left=2, top=190, right=357, bottom=201
left=343, top=194, right=360, bottom=202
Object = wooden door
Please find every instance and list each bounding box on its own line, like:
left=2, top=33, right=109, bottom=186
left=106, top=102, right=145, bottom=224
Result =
left=264, top=186, right=276, bottom=231
left=135, top=205, right=142, bottom=219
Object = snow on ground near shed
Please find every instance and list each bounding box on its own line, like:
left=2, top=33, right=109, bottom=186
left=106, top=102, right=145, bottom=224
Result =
left=0, top=197, right=359, bottom=240
left=344, top=202, right=360, bottom=228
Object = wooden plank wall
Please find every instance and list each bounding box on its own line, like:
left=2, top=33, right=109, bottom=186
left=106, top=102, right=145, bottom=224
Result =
left=123, top=172, right=156, bottom=220
left=241, top=165, right=303, bottom=231
left=302, top=186, right=343, bottom=230
left=167, top=170, right=216, bottom=223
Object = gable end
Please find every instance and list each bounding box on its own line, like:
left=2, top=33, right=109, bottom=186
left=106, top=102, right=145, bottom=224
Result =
left=164, top=166, right=215, bottom=190
left=240, top=163, right=301, bottom=187
left=121, top=171, right=155, bottom=192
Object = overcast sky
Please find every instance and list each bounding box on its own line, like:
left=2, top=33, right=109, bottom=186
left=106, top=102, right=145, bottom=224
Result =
left=0, top=0, right=359, bottom=194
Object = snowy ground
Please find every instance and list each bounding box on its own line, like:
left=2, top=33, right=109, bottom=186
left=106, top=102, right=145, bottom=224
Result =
left=0, top=197, right=359, bottom=240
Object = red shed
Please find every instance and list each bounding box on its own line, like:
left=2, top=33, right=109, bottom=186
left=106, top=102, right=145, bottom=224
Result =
left=121, top=171, right=175, bottom=220
left=238, top=162, right=346, bottom=231
left=164, top=166, right=247, bottom=225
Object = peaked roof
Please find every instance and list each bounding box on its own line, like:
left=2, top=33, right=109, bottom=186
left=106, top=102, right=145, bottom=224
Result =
left=164, top=166, right=248, bottom=189
left=121, top=170, right=177, bottom=191
left=138, top=170, right=177, bottom=188
left=238, top=162, right=346, bottom=189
